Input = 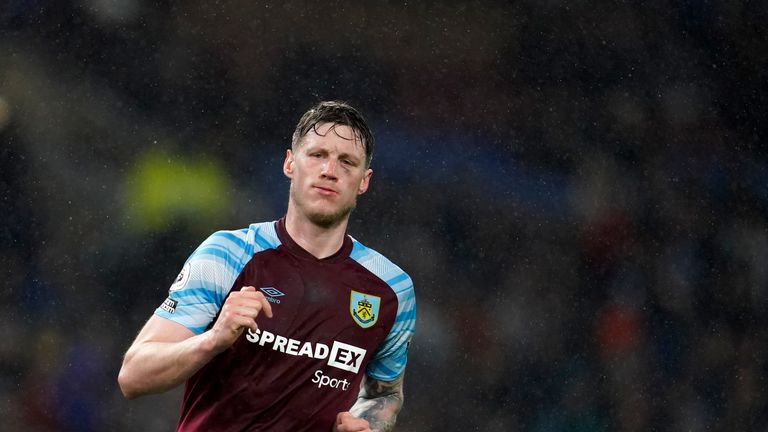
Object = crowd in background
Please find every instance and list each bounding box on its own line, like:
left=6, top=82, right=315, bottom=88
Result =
left=2, top=1, right=767, bottom=431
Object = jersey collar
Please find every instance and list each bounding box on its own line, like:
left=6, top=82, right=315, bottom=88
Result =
left=275, top=217, right=353, bottom=263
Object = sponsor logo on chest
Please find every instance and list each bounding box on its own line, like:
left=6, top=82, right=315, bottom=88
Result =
left=245, top=328, right=366, bottom=373
left=312, top=369, right=351, bottom=391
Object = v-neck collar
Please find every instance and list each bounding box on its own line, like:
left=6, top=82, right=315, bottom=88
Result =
left=275, top=217, right=352, bottom=263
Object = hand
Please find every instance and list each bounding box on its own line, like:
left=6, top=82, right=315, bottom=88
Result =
left=207, top=286, right=272, bottom=352
left=334, top=412, right=372, bottom=432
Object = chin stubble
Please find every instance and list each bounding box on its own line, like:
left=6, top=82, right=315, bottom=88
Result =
left=290, top=184, right=357, bottom=228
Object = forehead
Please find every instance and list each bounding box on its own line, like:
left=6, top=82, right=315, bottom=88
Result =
left=301, top=122, right=365, bottom=155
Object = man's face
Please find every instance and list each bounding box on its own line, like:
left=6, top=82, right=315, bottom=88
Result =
left=284, top=123, right=372, bottom=228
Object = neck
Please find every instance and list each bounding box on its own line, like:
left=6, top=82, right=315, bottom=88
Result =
left=284, top=202, right=350, bottom=259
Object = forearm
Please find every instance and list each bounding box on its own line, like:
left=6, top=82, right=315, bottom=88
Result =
left=349, top=375, right=404, bottom=432
left=118, top=331, right=219, bottom=399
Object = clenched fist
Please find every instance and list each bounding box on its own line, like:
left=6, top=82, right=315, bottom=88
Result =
left=334, top=412, right=371, bottom=432
left=207, top=286, right=273, bottom=353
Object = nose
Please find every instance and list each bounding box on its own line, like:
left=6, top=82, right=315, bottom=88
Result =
left=321, top=159, right=338, bottom=180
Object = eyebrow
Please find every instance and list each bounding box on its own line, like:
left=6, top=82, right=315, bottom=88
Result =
left=304, top=146, right=362, bottom=164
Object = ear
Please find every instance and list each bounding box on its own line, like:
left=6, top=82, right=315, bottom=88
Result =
left=283, top=149, right=294, bottom=179
left=357, top=168, right=373, bottom=195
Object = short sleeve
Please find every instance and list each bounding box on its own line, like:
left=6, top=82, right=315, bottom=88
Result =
left=365, top=274, right=416, bottom=381
left=154, top=228, right=254, bottom=334
left=349, top=239, right=417, bottom=381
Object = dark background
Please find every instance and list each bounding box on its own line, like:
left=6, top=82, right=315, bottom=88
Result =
left=2, top=1, right=767, bottom=431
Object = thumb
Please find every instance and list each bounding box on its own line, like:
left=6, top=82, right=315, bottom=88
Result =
left=241, top=286, right=256, bottom=292
left=336, top=411, right=352, bottom=424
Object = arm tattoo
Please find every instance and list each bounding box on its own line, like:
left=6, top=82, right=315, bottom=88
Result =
left=349, top=373, right=405, bottom=432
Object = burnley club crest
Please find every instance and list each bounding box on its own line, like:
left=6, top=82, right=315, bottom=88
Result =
left=350, top=290, right=381, bottom=329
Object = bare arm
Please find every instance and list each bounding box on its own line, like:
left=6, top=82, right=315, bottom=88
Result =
left=117, top=315, right=220, bottom=398
left=348, top=373, right=405, bottom=432
left=117, top=286, right=272, bottom=399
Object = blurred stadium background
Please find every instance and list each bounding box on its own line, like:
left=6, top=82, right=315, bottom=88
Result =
left=2, top=1, right=767, bottom=431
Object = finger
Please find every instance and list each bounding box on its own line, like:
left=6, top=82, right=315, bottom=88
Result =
left=219, top=303, right=260, bottom=329
left=234, top=316, right=258, bottom=332
left=232, top=292, right=273, bottom=319
left=226, top=305, right=264, bottom=323
left=257, top=292, right=273, bottom=318
left=221, top=299, right=262, bottom=316
left=335, top=412, right=370, bottom=432
left=232, top=286, right=257, bottom=301
left=337, top=412, right=352, bottom=424
left=240, top=286, right=272, bottom=318
left=222, top=311, right=257, bottom=331
left=352, top=419, right=371, bottom=431
left=352, top=420, right=371, bottom=431
left=337, top=423, right=370, bottom=432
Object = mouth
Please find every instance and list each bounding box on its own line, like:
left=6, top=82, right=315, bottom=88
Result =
left=312, top=185, right=338, bottom=196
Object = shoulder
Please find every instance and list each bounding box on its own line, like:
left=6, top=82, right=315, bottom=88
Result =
left=244, top=220, right=282, bottom=252
left=349, top=237, right=414, bottom=296
left=196, top=220, right=282, bottom=258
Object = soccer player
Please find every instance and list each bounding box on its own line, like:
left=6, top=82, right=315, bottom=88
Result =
left=118, top=101, right=416, bottom=432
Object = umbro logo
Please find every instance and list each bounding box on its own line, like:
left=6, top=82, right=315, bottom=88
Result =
left=260, top=287, right=285, bottom=304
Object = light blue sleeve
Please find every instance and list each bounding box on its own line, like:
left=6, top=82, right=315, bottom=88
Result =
left=350, top=241, right=417, bottom=381
left=154, top=222, right=281, bottom=334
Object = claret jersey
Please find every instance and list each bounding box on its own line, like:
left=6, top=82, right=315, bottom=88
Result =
left=154, top=218, right=416, bottom=431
